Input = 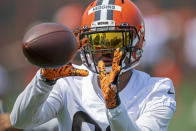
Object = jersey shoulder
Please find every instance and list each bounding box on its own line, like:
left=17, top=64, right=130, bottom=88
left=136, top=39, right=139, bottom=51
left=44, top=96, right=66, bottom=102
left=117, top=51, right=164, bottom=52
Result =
left=133, top=69, right=174, bottom=90
left=133, top=69, right=176, bottom=111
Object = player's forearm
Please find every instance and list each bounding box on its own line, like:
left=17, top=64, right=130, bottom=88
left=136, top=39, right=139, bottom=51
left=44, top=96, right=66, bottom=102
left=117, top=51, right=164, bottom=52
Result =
left=106, top=103, right=141, bottom=131
left=10, top=70, right=53, bottom=128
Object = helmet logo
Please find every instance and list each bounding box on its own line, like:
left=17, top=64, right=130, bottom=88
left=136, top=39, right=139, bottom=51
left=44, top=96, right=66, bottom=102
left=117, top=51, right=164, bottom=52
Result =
left=88, top=4, right=122, bottom=15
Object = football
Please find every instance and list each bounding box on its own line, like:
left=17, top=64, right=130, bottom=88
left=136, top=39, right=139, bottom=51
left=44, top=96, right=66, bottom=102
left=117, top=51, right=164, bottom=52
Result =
left=22, top=23, right=78, bottom=68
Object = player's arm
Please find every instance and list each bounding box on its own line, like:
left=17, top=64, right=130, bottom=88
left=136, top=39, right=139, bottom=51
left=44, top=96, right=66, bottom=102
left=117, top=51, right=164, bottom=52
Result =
left=10, top=34, right=89, bottom=128
left=10, top=70, right=59, bottom=129
left=10, top=64, right=88, bottom=129
left=106, top=103, right=175, bottom=131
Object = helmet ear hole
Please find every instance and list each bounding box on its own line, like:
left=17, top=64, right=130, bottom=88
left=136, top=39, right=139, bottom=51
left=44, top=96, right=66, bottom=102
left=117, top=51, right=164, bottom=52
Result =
left=121, top=0, right=124, bottom=4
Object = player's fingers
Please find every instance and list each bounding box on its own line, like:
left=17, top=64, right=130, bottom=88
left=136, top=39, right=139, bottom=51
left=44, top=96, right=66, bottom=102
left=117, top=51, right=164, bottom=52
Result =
left=73, top=28, right=80, bottom=37
left=98, top=60, right=107, bottom=81
left=109, top=66, right=120, bottom=83
left=112, top=48, right=123, bottom=71
left=113, top=48, right=123, bottom=65
left=78, top=37, right=89, bottom=49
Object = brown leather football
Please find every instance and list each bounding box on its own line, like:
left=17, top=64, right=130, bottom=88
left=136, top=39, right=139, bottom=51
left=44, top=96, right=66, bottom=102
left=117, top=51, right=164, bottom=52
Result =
left=22, top=23, right=78, bottom=68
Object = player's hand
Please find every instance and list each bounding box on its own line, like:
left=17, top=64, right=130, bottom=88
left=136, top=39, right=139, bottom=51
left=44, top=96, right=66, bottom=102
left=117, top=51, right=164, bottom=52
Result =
left=0, top=113, right=11, bottom=131
left=98, top=48, right=123, bottom=109
left=41, top=63, right=89, bottom=81
left=0, top=113, right=23, bottom=131
left=73, top=28, right=89, bottom=50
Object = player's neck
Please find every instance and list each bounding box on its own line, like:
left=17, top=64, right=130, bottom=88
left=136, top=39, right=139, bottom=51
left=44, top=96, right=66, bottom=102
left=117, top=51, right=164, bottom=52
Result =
left=118, top=69, right=132, bottom=92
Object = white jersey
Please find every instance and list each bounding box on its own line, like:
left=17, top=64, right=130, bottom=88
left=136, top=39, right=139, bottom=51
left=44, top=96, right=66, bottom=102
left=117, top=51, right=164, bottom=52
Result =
left=10, top=65, right=176, bottom=131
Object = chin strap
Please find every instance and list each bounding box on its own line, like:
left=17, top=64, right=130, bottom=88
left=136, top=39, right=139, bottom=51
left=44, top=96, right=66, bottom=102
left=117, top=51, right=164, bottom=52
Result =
left=120, top=61, right=139, bottom=75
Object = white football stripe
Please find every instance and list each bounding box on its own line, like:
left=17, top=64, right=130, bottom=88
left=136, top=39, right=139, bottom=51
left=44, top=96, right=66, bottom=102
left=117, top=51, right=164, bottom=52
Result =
left=100, top=9, right=107, bottom=20
left=102, top=0, right=110, bottom=4
left=100, top=0, right=109, bottom=20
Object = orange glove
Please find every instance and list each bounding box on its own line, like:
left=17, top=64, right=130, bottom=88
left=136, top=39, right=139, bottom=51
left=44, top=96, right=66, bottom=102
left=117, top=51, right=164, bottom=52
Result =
left=41, top=63, right=88, bottom=81
left=98, top=48, right=123, bottom=109
left=73, top=28, right=89, bottom=50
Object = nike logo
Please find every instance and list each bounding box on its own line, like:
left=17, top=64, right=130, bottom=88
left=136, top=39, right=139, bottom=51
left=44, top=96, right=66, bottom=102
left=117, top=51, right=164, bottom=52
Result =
left=167, top=89, right=174, bottom=94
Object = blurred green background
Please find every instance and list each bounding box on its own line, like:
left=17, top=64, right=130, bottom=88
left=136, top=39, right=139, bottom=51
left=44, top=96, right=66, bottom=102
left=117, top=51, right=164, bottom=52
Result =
left=0, top=0, right=196, bottom=130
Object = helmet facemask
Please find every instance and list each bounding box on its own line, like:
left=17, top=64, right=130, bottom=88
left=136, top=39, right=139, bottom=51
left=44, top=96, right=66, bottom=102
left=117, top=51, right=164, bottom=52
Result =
left=79, top=23, right=143, bottom=74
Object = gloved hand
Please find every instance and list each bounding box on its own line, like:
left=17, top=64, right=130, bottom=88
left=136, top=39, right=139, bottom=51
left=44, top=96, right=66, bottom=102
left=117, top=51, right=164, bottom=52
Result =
left=41, top=29, right=89, bottom=83
left=74, top=28, right=89, bottom=50
left=98, top=48, right=123, bottom=109
left=41, top=63, right=88, bottom=81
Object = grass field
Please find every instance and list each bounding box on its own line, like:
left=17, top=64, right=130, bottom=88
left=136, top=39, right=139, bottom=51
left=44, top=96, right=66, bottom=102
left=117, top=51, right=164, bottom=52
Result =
left=168, top=79, right=196, bottom=131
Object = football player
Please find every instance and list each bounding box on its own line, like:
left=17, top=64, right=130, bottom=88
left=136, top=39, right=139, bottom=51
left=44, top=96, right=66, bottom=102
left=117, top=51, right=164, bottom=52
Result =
left=10, top=0, right=176, bottom=130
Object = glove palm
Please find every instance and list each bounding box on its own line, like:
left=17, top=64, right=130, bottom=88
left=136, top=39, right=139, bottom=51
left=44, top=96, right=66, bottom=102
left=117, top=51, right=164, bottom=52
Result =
left=98, top=48, right=123, bottom=109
